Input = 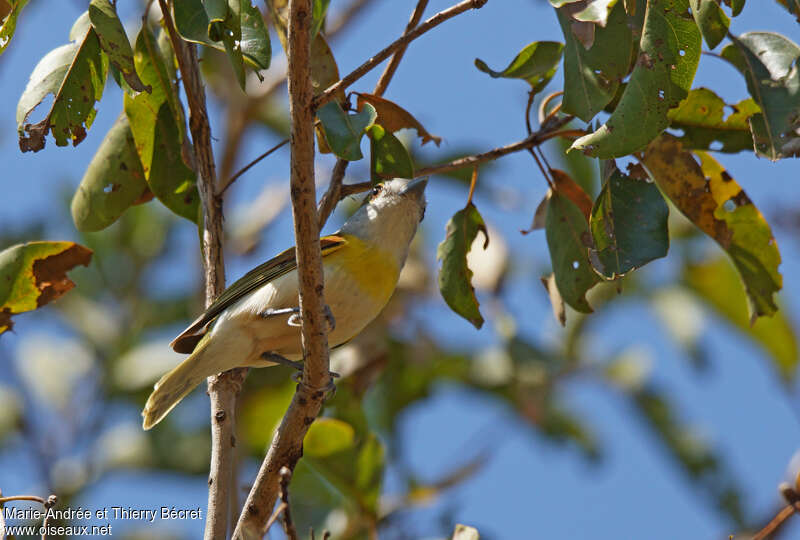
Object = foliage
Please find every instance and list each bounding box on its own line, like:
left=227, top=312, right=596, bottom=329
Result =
left=2, top=0, right=800, bottom=538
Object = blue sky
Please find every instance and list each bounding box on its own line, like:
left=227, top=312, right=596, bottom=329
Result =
left=2, top=1, right=800, bottom=538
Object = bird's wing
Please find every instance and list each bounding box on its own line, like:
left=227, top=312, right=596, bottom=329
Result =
left=170, top=235, right=348, bottom=353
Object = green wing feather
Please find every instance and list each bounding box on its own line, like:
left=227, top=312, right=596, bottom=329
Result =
left=170, top=236, right=347, bottom=353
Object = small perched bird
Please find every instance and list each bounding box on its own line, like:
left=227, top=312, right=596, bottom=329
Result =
left=142, top=177, right=427, bottom=429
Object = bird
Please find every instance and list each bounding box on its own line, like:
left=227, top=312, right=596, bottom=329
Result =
left=142, top=177, right=427, bottom=429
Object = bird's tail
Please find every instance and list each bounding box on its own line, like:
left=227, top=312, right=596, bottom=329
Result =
left=142, top=336, right=216, bottom=430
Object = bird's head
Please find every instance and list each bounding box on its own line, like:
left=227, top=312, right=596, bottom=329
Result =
left=340, top=177, right=427, bottom=258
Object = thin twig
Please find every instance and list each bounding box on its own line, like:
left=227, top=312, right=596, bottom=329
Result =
left=159, top=2, right=247, bottom=539
left=318, top=159, right=349, bottom=229
left=752, top=505, right=798, bottom=540
left=219, top=138, right=290, bottom=195
left=278, top=467, right=298, bottom=540
left=373, top=0, right=429, bottom=96
left=414, top=116, right=574, bottom=178
left=233, top=0, right=333, bottom=535
left=313, top=0, right=489, bottom=110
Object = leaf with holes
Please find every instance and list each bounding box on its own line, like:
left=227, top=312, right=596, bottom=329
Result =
left=721, top=32, right=800, bottom=160
left=124, top=26, right=199, bottom=223
left=71, top=114, right=150, bottom=232
left=367, top=125, right=414, bottom=183
left=589, top=164, right=669, bottom=279
left=0, top=242, right=92, bottom=335
left=642, top=135, right=781, bottom=321
left=438, top=203, right=488, bottom=329
left=88, top=0, right=148, bottom=92
left=556, top=1, right=632, bottom=122
left=684, top=257, right=797, bottom=380
left=357, top=93, right=441, bottom=146
left=668, top=88, right=760, bottom=153
left=173, top=0, right=270, bottom=89
left=16, top=12, right=108, bottom=152
left=546, top=191, right=601, bottom=312
left=0, top=0, right=29, bottom=56
left=570, top=0, right=701, bottom=158
left=317, top=102, right=377, bottom=161
left=475, top=41, right=564, bottom=94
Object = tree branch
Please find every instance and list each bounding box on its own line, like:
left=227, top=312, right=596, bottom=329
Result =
left=373, top=0, right=429, bottom=96
left=414, top=116, right=576, bottom=178
left=159, top=3, right=247, bottom=539
left=313, top=0, right=488, bottom=110
left=233, top=0, right=333, bottom=536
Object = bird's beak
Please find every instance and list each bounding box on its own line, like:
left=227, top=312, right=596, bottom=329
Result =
left=401, top=177, right=428, bottom=200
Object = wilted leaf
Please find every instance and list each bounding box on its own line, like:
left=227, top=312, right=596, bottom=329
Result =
left=125, top=26, right=199, bottom=223
left=546, top=191, right=601, bottom=312
left=437, top=203, right=488, bottom=329
left=71, top=114, right=149, bottom=232
left=475, top=41, right=564, bottom=94
left=173, top=0, right=270, bottom=89
left=721, top=32, right=800, bottom=160
left=689, top=0, right=729, bottom=49
left=541, top=273, right=566, bottom=326
left=16, top=12, right=108, bottom=152
left=684, top=257, right=798, bottom=380
left=668, top=88, right=760, bottom=153
left=642, top=135, right=781, bottom=321
left=570, top=0, right=701, bottom=158
left=589, top=164, right=669, bottom=278
left=367, top=124, right=414, bottom=182
left=88, top=0, right=148, bottom=92
left=556, top=1, right=632, bottom=122
left=0, top=0, right=28, bottom=56
left=316, top=102, right=377, bottom=161
left=551, top=169, right=593, bottom=221
left=356, top=93, right=441, bottom=147
left=0, top=242, right=92, bottom=334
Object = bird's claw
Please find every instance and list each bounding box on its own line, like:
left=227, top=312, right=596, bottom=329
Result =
left=285, top=305, right=335, bottom=332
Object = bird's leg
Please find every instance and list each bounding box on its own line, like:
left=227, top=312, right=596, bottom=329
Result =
left=262, top=305, right=336, bottom=331
left=260, top=352, right=341, bottom=378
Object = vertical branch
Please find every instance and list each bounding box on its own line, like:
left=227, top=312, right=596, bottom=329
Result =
left=158, top=3, right=247, bottom=539
left=233, top=0, right=333, bottom=536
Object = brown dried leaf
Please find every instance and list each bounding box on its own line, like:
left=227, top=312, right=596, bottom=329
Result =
left=356, top=93, right=441, bottom=146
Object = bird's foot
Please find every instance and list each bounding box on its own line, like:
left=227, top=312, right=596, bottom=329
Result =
left=260, top=352, right=340, bottom=379
left=277, top=305, right=335, bottom=332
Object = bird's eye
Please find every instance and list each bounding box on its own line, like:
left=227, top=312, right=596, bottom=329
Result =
left=371, top=185, right=381, bottom=197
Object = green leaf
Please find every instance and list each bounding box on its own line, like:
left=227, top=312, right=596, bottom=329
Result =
left=88, top=0, right=148, bottom=93
left=570, top=0, right=701, bottom=158
left=0, top=0, right=29, bottom=56
left=304, top=418, right=355, bottom=457
left=475, top=41, right=564, bottom=94
left=642, top=135, right=781, bottom=321
left=689, top=0, right=729, bottom=49
left=311, top=0, right=330, bottom=40
left=0, top=242, right=92, bottom=334
left=172, top=0, right=270, bottom=89
left=367, top=125, right=414, bottom=183
left=316, top=102, right=377, bottom=161
left=71, top=114, right=150, bottom=232
left=667, top=88, right=760, bottom=153
left=774, top=0, right=798, bottom=16
left=556, top=1, right=633, bottom=122
left=729, top=0, right=746, bottom=16
left=546, top=191, right=601, bottom=312
left=684, top=257, right=798, bottom=380
left=589, top=164, right=669, bottom=279
left=124, top=26, right=199, bottom=223
left=16, top=12, right=108, bottom=152
left=437, top=203, right=488, bottom=329
left=240, top=379, right=296, bottom=452
left=721, top=32, right=800, bottom=160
